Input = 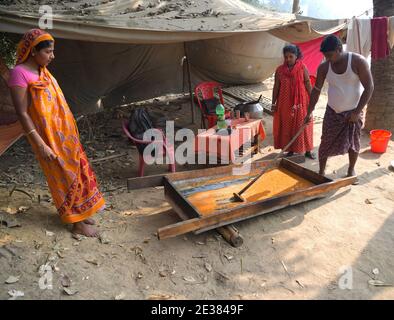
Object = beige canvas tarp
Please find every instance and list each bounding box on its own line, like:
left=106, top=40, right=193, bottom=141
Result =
left=188, top=31, right=286, bottom=84
left=0, top=0, right=346, bottom=112
left=0, top=0, right=346, bottom=43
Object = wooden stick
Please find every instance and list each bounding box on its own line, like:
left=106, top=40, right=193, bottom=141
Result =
left=233, top=122, right=308, bottom=202
left=9, top=187, right=33, bottom=200
left=216, top=225, right=244, bottom=247
left=91, top=153, right=128, bottom=163
left=184, top=43, right=195, bottom=124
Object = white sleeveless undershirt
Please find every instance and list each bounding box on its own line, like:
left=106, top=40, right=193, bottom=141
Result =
left=326, top=53, right=363, bottom=113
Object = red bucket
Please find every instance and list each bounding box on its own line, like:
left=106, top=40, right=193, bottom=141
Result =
left=370, top=129, right=392, bottom=153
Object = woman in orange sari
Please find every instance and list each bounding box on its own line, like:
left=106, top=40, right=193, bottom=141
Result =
left=8, top=29, right=105, bottom=237
left=272, top=45, right=315, bottom=159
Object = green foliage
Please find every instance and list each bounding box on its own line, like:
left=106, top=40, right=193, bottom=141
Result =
left=0, top=32, right=17, bottom=68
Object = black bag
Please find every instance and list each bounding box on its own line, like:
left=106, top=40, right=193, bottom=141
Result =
left=149, top=110, right=167, bottom=131
left=128, top=108, right=154, bottom=154
left=201, top=97, right=220, bottom=115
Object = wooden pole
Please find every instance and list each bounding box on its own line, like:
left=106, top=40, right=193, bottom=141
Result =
left=184, top=42, right=195, bottom=124
left=217, top=225, right=244, bottom=247
left=90, top=152, right=128, bottom=163
left=292, top=0, right=300, bottom=14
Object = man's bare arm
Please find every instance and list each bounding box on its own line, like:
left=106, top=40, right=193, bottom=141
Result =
left=305, top=62, right=328, bottom=119
left=354, top=55, right=374, bottom=114
left=303, top=65, right=312, bottom=96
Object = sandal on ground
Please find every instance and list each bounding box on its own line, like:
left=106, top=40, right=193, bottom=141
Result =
left=305, top=151, right=316, bottom=160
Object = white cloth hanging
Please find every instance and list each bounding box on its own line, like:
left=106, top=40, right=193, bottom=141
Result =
left=388, top=16, right=394, bottom=49
left=346, top=18, right=371, bottom=58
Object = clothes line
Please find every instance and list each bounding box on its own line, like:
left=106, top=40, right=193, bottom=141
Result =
left=296, top=15, right=394, bottom=74
left=346, top=16, right=394, bottom=60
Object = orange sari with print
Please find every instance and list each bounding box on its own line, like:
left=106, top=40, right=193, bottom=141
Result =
left=27, top=67, right=105, bottom=223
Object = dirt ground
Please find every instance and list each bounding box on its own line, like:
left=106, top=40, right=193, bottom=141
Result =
left=1, top=81, right=394, bottom=300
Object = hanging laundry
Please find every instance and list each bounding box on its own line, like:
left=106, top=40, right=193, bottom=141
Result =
left=295, top=37, right=324, bottom=76
left=346, top=18, right=371, bottom=58
left=371, top=16, right=390, bottom=60
left=388, top=16, right=394, bottom=49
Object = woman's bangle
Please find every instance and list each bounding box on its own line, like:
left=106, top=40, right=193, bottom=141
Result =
left=26, top=129, right=36, bottom=136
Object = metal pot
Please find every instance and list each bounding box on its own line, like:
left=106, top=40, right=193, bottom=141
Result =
left=234, top=95, right=264, bottom=119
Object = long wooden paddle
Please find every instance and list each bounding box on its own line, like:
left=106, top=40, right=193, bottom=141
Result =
left=232, top=121, right=309, bottom=202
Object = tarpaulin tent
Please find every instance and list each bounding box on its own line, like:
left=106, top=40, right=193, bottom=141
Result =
left=0, top=0, right=347, bottom=156
left=0, top=0, right=346, bottom=112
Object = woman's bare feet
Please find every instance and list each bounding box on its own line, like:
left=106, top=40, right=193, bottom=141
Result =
left=72, top=221, right=99, bottom=237
left=83, top=218, right=96, bottom=225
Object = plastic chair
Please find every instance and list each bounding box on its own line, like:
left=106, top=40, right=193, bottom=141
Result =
left=122, top=120, right=175, bottom=177
left=194, top=81, right=231, bottom=128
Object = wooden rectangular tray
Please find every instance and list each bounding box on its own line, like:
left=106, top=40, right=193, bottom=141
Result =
left=157, top=158, right=356, bottom=239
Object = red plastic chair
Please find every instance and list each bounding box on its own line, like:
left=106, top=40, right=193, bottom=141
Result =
left=122, top=120, right=175, bottom=177
left=194, top=81, right=231, bottom=128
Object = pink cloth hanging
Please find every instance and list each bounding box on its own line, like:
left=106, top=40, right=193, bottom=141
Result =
left=371, top=17, right=390, bottom=60
left=295, top=37, right=324, bottom=76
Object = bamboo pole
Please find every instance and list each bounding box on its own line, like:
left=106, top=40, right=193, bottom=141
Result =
left=292, top=0, right=300, bottom=14
left=184, top=42, right=195, bottom=124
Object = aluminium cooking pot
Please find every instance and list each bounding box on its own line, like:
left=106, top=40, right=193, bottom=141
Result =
left=233, top=95, right=264, bottom=119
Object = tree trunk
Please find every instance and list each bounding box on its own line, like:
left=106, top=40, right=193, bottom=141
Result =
left=365, top=0, right=394, bottom=132
left=292, top=0, right=300, bottom=14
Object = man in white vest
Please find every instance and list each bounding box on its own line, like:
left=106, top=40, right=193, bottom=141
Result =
left=305, top=35, right=374, bottom=184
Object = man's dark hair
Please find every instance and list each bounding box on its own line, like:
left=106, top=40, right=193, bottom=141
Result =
left=320, top=35, right=343, bottom=53
left=35, top=40, right=54, bottom=51
left=283, top=44, right=303, bottom=59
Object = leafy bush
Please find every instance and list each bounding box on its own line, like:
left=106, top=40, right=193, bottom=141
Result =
left=0, top=32, right=17, bottom=68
